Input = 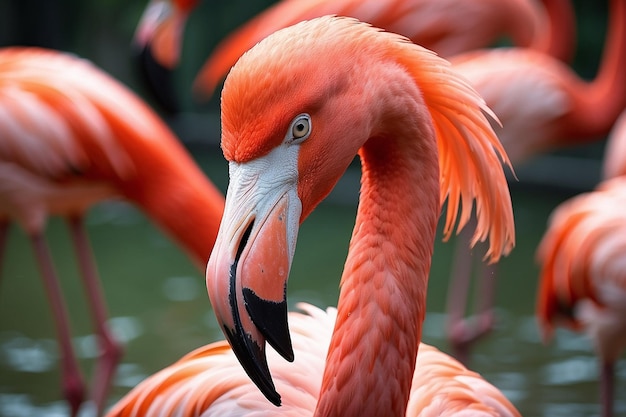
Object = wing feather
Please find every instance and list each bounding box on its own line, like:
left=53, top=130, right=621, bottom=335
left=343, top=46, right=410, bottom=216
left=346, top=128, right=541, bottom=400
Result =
left=107, top=304, right=519, bottom=417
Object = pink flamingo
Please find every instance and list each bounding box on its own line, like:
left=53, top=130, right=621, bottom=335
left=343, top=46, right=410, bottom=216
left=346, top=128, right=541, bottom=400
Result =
left=536, top=176, right=626, bottom=417
left=132, top=0, right=200, bottom=113
left=133, top=0, right=574, bottom=109
left=0, top=47, right=224, bottom=416
left=107, top=16, right=517, bottom=416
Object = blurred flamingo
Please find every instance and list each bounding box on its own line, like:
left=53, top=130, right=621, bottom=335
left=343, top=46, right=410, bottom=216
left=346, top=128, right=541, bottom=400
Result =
left=0, top=47, right=224, bottom=416
left=107, top=16, right=517, bottom=416
left=535, top=176, right=626, bottom=417
left=133, top=0, right=199, bottom=71
left=133, top=0, right=574, bottom=110
left=193, top=0, right=575, bottom=98
left=133, top=0, right=200, bottom=113
left=444, top=0, right=626, bottom=364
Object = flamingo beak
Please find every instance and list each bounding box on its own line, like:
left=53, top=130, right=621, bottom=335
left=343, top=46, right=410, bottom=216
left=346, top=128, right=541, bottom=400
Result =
left=206, top=159, right=301, bottom=406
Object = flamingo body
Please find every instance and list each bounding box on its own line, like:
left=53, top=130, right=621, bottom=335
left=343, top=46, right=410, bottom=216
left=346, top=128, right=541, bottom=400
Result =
left=0, top=47, right=224, bottom=415
left=110, top=16, right=516, bottom=417
left=0, top=47, right=224, bottom=266
left=536, top=177, right=626, bottom=355
left=536, top=177, right=626, bottom=417
left=107, top=304, right=520, bottom=417
left=449, top=0, right=625, bottom=166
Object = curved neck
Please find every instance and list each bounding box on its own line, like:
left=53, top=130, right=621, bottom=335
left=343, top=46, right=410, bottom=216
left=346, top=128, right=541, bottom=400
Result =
left=119, top=141, right=224, bottom=270
left=571, top=0, right=626, bottom=139
left=314, top=112, right=440, bottom=417
left=532, top=0, right=576, bottom=62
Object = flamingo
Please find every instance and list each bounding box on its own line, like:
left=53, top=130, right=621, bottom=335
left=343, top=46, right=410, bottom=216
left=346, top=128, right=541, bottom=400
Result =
left=133, top=0, right=574, bottom=110
left=193, top=0, right=575, bottom=98
left=0, top=47, right=224, bottom=416
left=535, top=176, right=626, bottom=417
left=444, top=0, right=626, bottom=364
left=133, top=0, right=200, bottom=114
left=107, top=16, right=517, bottom=416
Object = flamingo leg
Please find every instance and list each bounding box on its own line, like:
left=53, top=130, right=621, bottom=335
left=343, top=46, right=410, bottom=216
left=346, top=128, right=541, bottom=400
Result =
left=446, top=219, right=497, bottom=365
left=30, top=232, right=86, bottom=416
left=0, top=220, right=8, bottom=281
left=67, top=216, right=123, bottom=415
left=472, top=259, right=498, bottom=339
left=600, top=360, right=614, bottom=417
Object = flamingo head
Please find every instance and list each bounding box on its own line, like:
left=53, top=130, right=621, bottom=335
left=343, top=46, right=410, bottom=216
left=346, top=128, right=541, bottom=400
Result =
left=132, top=0, right=199, bottom=113
left=205, top=14, right=516, bottom=407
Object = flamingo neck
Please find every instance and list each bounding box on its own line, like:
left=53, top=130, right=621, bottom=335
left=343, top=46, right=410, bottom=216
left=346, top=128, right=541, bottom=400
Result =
left=119, top=146, right=224, bottom=270
left=532, top=0, right=576, bottom=62
left=575, top=0, right=626, bottom=139
left=314, top=118, right=440, bottom=417
left=503, top=0, right=546, bottom=49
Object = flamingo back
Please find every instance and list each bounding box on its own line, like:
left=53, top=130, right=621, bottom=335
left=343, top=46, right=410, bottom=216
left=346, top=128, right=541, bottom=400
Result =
left=449, top=48, right=578, bottom=164
left=0, top=47, right=186, bottom=183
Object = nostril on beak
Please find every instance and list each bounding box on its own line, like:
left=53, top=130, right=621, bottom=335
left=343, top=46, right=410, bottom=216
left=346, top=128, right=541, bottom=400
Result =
left=236, top=220, right=254, bottom=261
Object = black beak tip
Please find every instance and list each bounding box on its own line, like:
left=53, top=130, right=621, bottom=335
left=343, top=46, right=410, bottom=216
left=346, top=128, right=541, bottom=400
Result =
left=243, top=288, right=294, bottom=362
left=223, top=325, right=282, bottom=407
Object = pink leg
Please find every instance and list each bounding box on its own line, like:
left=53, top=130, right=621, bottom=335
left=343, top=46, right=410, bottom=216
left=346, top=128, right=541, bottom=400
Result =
left=0, top=220, right=8, bottom=281
left=67, top=216, right=123, bottom=415
left=446, top=218, right=497, bottom=365
left=600, top=360, right=614, bottom=417
left=31, top=233, right=85, bottom=416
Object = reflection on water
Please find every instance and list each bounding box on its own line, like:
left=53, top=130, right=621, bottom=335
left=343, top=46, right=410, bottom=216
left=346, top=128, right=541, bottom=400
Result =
left=0, top=151, right=624, bottom=416
left=1, top=335, right=56, bottom=373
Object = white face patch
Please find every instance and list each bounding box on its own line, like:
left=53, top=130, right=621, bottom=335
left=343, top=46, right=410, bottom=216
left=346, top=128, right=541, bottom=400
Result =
left=222, top=142, right=303, bottom=267
left=218, top=112, right=312, bottom=265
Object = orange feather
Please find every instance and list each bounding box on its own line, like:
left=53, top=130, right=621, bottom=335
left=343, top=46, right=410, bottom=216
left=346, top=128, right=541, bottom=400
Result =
left=107, top=305, right=520, bottom=416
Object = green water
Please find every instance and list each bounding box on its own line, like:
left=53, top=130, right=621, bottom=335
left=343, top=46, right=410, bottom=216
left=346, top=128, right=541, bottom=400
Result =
left=0, top=150, right=624, bottom=416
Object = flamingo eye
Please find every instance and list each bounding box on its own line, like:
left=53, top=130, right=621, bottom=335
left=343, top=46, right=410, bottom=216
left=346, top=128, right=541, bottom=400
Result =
left=288, top=114, right=311, bottom=143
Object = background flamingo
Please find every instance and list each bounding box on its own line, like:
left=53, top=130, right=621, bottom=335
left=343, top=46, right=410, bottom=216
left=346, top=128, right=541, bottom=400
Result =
left=133, top=0, right=573, bottom=110
left=535, top=176, right=626, bottom=417
left=444, top=0, right=626, bottom=364
left=133, top=0, right=200, bottom=114
left=0, top=47, right=224, bottom=416
left=108, top=16, right=517, bottom=416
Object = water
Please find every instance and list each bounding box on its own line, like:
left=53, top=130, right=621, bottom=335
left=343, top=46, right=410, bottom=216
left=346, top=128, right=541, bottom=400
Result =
left=0, top=150, right=624, bottom=416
